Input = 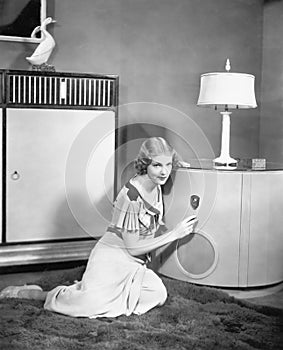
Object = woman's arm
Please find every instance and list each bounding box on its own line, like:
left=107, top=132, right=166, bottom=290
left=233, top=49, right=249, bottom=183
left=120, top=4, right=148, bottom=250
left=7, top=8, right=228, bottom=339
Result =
left=122, top=215, right=197, bottom=256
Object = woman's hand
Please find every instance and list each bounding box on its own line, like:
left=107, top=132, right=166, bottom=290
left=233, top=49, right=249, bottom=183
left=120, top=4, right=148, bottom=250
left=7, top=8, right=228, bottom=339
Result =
left=172, top=215, right=198, bottom=240
left=122, top=215, right=198, bottom=256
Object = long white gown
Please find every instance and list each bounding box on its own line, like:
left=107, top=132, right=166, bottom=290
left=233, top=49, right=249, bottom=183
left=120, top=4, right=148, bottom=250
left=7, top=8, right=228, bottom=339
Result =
left=44, top=178, right=167, bottom=318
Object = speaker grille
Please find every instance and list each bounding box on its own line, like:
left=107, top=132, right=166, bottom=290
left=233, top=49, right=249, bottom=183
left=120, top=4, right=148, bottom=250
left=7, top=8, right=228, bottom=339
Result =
left=176, top=231, right=218, bottom=278
left=5, top=72, right=117, bottom=108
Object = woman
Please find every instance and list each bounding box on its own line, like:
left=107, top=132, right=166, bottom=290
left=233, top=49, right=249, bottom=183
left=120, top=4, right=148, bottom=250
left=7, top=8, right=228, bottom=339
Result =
left=0, top=137, right=197, bottom=318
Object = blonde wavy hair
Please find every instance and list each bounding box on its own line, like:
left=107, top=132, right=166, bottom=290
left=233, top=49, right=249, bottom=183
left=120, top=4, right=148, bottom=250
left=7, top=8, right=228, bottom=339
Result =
left=134, top=137, right=181, bottom=175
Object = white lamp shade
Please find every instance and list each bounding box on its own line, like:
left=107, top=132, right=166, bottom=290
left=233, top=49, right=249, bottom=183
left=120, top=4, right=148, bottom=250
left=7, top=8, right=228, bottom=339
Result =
left=197, top=72, right=257, bottom=109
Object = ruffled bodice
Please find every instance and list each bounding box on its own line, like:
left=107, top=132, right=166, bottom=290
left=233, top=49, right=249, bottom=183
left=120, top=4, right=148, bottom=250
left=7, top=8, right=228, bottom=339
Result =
left=107, top=178, right=164, bottom=240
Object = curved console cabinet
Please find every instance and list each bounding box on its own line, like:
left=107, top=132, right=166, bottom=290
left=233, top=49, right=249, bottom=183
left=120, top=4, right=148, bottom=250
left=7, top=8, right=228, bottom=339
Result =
left=154, top=161, right=283, bottom=288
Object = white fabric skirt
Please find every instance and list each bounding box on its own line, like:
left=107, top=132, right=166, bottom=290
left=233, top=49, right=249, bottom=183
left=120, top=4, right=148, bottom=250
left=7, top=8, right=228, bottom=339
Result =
left=44, top=232, right=167, bottom=318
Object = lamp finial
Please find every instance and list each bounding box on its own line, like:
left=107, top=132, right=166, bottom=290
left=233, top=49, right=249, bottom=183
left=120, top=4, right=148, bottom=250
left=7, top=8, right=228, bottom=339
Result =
left=225, top=59, right=231, bottom=72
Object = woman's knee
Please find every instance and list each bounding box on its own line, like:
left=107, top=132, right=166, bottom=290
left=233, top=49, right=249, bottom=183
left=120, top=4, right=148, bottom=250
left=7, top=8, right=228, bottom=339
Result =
left=143, top=270, right=167, bottom=305
left=158, top=281, right=167, bottom=305
left=150, top=276, right=167, bottom=305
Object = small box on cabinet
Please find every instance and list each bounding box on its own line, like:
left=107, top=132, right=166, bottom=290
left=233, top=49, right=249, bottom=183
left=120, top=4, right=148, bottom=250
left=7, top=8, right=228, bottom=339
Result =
left=252, top=158, right=266, bottom=170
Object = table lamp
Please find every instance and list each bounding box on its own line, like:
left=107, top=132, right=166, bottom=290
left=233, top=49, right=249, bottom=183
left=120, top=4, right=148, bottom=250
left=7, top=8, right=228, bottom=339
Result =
left=197, top=59, right=257, bottom=168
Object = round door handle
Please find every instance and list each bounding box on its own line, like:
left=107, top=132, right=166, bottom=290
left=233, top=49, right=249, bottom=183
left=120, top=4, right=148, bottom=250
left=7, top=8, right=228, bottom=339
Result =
left=11, top=171, right=20, bottom=180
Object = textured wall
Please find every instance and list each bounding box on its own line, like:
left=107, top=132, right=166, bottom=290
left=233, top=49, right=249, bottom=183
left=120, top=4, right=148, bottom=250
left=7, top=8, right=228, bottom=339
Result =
left=260, top=0, right=283, bottom=163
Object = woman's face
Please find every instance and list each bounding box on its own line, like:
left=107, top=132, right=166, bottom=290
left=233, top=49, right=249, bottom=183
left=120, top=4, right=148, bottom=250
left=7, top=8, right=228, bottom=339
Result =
left=146, top=154, right=173, bottom=186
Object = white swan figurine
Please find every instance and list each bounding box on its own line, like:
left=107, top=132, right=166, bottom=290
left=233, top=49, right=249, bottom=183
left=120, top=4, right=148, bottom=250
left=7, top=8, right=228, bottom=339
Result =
left=26, top=17, right=56, bottom=66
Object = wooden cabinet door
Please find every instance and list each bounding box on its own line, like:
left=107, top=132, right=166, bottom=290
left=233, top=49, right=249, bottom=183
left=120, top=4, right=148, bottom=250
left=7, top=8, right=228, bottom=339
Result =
left=246, top=171, right=283, bottom=286
left=6, top=108, right=115, bottom=242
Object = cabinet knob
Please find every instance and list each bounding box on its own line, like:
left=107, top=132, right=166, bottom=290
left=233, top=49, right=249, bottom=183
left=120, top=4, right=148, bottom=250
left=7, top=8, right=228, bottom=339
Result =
left=190, top=195, right=200, bottom=210
left=11, top=171, right=20, bottom=180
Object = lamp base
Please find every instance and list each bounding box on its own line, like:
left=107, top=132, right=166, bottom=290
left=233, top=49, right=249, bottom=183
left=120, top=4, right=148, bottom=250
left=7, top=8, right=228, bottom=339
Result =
left=213, top=155, right=238, bottom=170
left=213, top=111, right=238, bottom=170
